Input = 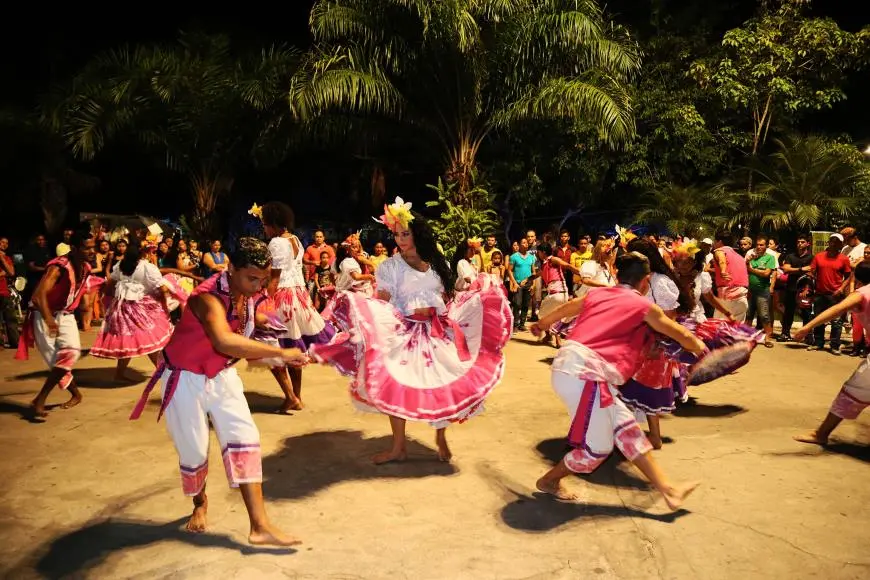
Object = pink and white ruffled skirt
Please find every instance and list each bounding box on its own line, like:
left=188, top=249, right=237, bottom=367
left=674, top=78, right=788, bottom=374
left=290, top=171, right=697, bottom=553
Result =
left=310, top=278, right=513, bottom=423
left=91, top=295, right=173, bottom=359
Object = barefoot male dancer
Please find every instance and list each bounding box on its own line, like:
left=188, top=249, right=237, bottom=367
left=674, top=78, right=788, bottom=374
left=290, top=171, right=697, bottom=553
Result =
left=130, top=238, right=307, bottom=546
left=794, top=264, right=870, bottom=446
left=531, top=252, right=704, bottom=510
left=17, top=223, right=99, bottom=417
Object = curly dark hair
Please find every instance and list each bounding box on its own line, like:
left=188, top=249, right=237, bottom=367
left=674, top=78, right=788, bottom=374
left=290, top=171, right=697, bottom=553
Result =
left=408, top=211, right=455, bottom=295
left=260, top=201, right=295, bottom=231
left=229, top=237, right=272, bottom=270
left=626, top=238, right=694, bottom=314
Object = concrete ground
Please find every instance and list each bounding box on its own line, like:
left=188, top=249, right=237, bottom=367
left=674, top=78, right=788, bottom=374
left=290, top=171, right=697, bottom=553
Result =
left=1, top=330, right=869, bottom=580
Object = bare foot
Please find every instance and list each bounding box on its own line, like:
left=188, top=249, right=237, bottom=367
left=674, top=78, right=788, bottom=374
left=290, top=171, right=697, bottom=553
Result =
left=647, top=434, right=663, bottom=450
left=61, top=392, right=82, bottom=409
left=372, top=449, right=407, bottom=464
left=276, top=398, right=302, bottom=415
left=29, top=400, right=48, bottom=418
left=535, top=477, right=578, bottom=501
left=662, top=481, right=700, bottom=511
left=794, top=430, right=828, bottom=446
left=186, top=502, right=208, bottom=533
left=435, top=432, right=452, bottom=462
left=249, top=523, right=302, bottom=547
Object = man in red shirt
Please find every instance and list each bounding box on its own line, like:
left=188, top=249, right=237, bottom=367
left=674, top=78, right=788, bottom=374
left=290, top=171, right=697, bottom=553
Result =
left=302, top=230, right=335, bottom=298
left=809, top=233, right=852, bottom=354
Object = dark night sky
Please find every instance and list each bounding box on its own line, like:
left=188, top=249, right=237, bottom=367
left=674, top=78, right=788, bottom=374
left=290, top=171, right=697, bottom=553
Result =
left=1, top=2, right=868, bottom=239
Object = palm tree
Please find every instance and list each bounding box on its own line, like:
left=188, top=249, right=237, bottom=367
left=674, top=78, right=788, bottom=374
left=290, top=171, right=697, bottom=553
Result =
left=634, top=183, right=738, bottom=238
left=737, top=135, right=869, bottom=230
left=297, top=0, right=641, bottom=195
left=46, top=32, right=300, bottom=240
left=0, top=108, right=99, bottom=234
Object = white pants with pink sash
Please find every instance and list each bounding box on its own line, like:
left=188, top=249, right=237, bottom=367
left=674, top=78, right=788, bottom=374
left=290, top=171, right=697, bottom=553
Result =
left=829, top=355, right=870, bottom=420
left=157, top=366, right=262, bottom=496
left=551, top=341, right=652, bottom=473
left=32, top=312, right=80, bottom=389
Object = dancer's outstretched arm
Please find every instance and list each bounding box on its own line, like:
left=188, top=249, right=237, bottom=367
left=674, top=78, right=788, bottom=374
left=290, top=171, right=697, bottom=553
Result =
left=529, top=297, right=586, bottom=337
left=794, top=292, right=863, bottom=341
left=189, top=293, right=306, bottom=365
left=644, top=305, right=705, bottom=354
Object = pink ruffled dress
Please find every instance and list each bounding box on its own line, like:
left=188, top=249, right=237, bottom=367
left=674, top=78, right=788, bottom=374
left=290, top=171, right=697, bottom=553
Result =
left=91, top=260, right=173, bottom=359
left=310, top=255, right=512, bottom=424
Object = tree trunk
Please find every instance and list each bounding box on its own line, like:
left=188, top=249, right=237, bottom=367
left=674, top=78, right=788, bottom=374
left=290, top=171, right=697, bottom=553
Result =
left=189, top=166, right=233, bottom=242
left=40, top=177, right=67, bottom=235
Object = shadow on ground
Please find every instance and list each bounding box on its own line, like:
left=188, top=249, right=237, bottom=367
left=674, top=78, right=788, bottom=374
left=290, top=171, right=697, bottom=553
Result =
left=12, top=516, right=294, bottom=579
left=767, top=441, right=870, bottom=463
left=262, top=429, right=458, bottom=500
left=245, top=392, right=293, bottom=414
left=673, top=402, right=747, bottom=419
left=535, top=438, right=651, bottom=491
left=8, top=367, right=149, bottom=388
left=476, top=462, right=687, bottom=533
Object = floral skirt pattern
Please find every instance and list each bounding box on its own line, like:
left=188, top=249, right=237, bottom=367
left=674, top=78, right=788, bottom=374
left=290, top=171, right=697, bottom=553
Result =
left=310, top=275, right=513, bottom=423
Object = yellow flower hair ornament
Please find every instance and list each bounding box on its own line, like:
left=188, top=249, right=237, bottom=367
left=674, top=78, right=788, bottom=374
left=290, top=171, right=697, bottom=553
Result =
left=467, top=236, right=483, bottom=248
left=614, top=224, right=637, bottom=248
left=374, top=196, right=414, bottom=233
left=671, top=240, right=701, bottom=258
left=248, top=203, right=263, bottom=219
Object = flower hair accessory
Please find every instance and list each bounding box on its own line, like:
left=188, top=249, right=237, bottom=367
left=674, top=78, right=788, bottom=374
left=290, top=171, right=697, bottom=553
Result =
left=341, top=231, right=361, bottom=248
left=671, top=240, right=701, bottom=258
left=374, top=196, right=414, bottom=233
left=468, top=236, right=482, bottom=248
left=614, top=224, right=637, bottom=248
left=248, top=203, right=263, bottom=219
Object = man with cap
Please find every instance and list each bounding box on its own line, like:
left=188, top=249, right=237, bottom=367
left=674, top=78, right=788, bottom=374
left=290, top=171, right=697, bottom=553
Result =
left=809, top=233, right=852, bottom=354
left=839, top=227, right=866, bottom=266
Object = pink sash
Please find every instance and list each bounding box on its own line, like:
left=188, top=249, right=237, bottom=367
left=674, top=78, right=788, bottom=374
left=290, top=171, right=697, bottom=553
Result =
left=409, top=308, right=471, bottom=362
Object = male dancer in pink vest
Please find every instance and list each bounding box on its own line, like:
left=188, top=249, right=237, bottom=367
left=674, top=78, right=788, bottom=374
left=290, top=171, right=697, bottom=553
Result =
left=531, top=252, right=704, bottom=509
left=17, top=223, right=100, bottom=418
left=131, top=238, right=307, bottom=546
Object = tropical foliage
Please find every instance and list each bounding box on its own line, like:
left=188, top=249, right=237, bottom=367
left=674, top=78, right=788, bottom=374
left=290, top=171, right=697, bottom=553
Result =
left=425, top=175, right=500, bottom=260
left=737, top=135, right=870, bottom=230
left=633, top=183, right=739, bottom=238
left=690, top=0, right=870, bottom=157
left=299, top=0, right=642, bottom=195
left=45, top=32, right=299, bottom=239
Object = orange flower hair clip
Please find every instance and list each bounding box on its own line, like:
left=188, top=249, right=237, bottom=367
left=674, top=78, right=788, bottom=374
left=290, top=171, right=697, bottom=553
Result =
left=374, top=197, right=414, bottom=233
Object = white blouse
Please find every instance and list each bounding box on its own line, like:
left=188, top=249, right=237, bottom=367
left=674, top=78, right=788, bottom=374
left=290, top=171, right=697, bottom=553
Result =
left=268, top=236, right=306, bottom=288
left=455, top=259, right=477, bottom=291
left=686, top=271, right=713, bottom=322
left=111, top=260, right=166, bottom=301
left=337, top=257, right=372, bottom=294
left=646, top=272, right=680, bottom=311
left=376, top=255, right=447, bottom=315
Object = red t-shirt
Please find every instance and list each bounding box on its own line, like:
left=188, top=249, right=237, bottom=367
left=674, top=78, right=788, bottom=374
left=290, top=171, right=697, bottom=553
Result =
left=303, top=244, right=335, bottom=279
left=0, top=255, right=12, bottom=297
left=554, top=244, right=575, bottom=264
left=811, top=251, right=851, bottom=295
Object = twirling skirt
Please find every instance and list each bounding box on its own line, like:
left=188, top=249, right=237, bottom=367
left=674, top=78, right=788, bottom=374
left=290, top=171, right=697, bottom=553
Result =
left=91, top=296, right=173, bottom=359
left=310, top=278, right=513, bottom=423
left=270, top=285, right=334, bottom=349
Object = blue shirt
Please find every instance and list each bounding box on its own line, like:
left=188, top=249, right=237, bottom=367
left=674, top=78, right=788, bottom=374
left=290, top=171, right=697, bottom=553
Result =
left=510, top=252, right=536, bottom=283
